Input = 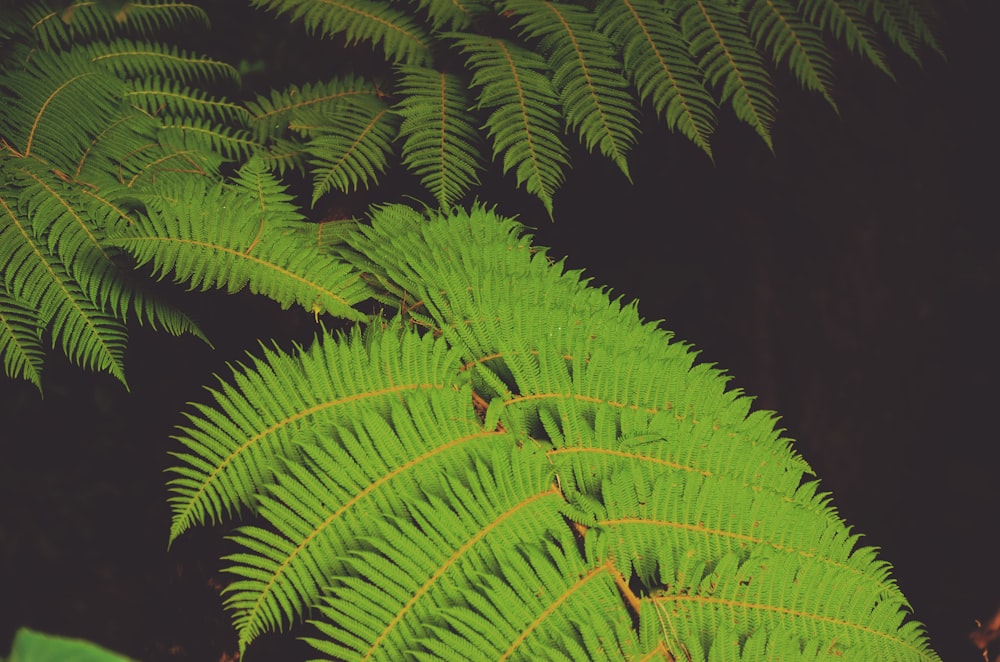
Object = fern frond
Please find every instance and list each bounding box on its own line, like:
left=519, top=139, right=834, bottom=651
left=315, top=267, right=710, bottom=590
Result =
left=108, top=163, right=370, bottom=319
left=249, top=0, right=433, bottom=65
left=0, top=286, right=45, bottom=389
left=597, top=0, right=716, bottom=157
left=155, top=116, right=261, bottom=161
left=78, top=38, right=239, bottom=84
left=799, top=0, right=893, bottom=78
left=394, top=65, right=485, bottom=209
left=504, top=0, right=639, bottom=180
left=639, top=548, right=936, bottom=660
left=296, top=96, right=400, bottom=203
left=125, top=78, right=252, bottom=125
left=23, top=0, right=210, bottom=50
left=223, top=390, right=511, bottom=651
left=412, top=0, right=490, bottom=31
left=429, top=536, right=638, bottom=660
left=305, top=444, right=560, bottom=660
left=0, top=47, right=127, bottom=168
left=0, top=190, right=127, bottom=383
left=680, top=0, right=778, bottom=150
left=164, top=322, right=467, bottom=542
left=245, top=76, right=384, bottom=145
left=448, top=34, right=571, bottom=216
left=746, top=0, right=838, bottom=111
left=866, top=0, right=942, bottom=62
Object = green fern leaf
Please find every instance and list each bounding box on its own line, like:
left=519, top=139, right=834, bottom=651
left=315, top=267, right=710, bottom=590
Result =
left=394, top=65, right=486, bottom=209
left=0, top=287, right=45, bottom=389
left=866, top=0, right=942, bottom=62
left=305, top=444, right=561, bottom=660
left=22, top=0, right=210, bottom=50
left=799, top=0, right=893, bottom=78
left=124, top=78, right=253, bottom=126
left=0, top=190, right=127, bottom=384
left=245, top=76, right=385, bottom=145
left=504, top=0, right=639, bottom=180
left=746, top=0, right=838, bottom=111
left=448, top=34, right=571, bottom=216
left=297, top=95, right=400, bottom=203
left=108, top=162, right=370, bottom=320
left=0, top=48, right=127, bottom=171
left=164, top=322, right=467, bottom=542
left=596, top=0, right=717, bottom=157
left=249, top=0, right=433, bottom=65
left=412, top=0, right=490, bottom=31
left=223, top=388, right=500, bottom=651
left=82, top=38, right=240, bottom=84
left=679, top=0, right=778, bottom=150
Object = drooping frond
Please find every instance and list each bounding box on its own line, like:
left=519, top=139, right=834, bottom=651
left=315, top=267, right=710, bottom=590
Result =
left=296, top=95, right=401, bottom=203
left=248, top=0, right=433, bottom=65
left=20, top=0, right=210, bottom=50
left=79, top=38, right=240, bottom=84
left=503, top=0, right=639, bottom=180
left=222, top=390, right=516, bottom=651
left=866, top=0, right=943, bottom=62
left=108, top=159, right=371, bottom=320
left=167, top=203, right=938, bottom=658
left=0, top=47, right=127, bottom=169
left=0, top=286, right=45, bottom=388
left=394, top=64, right=485, bottom=209
left=164, top=320, right=467, bottom=540
left=245, top=76, right=385, bottom=145
left=411, top=0, right=490, bottom=31
left=679, top=0, right=778, bottom=150
left=0, top=187, right=128, bottom=384
left=799, top=0, right=893, bottom=77
left=596, top=0, right=716, bottom=157
left=746, top=0, right=838, bottom=111
left=448, top=34, right=571, bottom=216
left=304, top=444, right=562, bottom=661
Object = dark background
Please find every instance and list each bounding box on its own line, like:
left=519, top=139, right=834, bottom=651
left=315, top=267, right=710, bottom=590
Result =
left=1, top=1, right=997, bottom=660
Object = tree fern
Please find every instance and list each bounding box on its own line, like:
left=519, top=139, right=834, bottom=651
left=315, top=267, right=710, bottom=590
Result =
left=167, top=204, right=940, bottom=660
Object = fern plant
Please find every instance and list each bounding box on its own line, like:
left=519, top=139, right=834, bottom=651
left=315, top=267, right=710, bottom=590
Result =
left=0, top=0, right=941, bottom=386
left=152, top=199, right=940, bottom=660
left=1, top=1, right=945, bottom=659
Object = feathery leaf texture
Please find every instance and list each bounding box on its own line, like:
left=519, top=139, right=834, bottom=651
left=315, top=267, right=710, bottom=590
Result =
left=169, top=203, right=940, bottom=660
left=248, top=0, right=433, bottom=65
left=504, top=0, right=639, bottom=179
left=394, top=65, right=486, bottom=209
left=108, top=158, right=371, bottom=321
left=0, top=1, right=269, bottom=387
left=449, top=34, right=571, bottom=216
left=2, top=0, right=942, bottom=218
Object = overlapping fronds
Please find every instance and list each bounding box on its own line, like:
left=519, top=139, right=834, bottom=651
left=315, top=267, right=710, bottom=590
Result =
left=108, top=158, right=371, bottom=320
left=597, top=0, right=717, bottom=157
left=0, top=3, right=266, bottom=388
left=248, top=0, right=433, bottom=65
left=448, top=34, right=571, bottom=216
left=170, top=204, right=939, bottom=660
left=503, top=0, right=639, bottom=179
left=298, top=95, right=400, bottom=203
left=679, top=0, right=778, bottom=150
left=234, top=0, right=938, bottom=211
left=17, top=0, right=210, bottom=50
left=394, top=65, right=485, bottom=209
